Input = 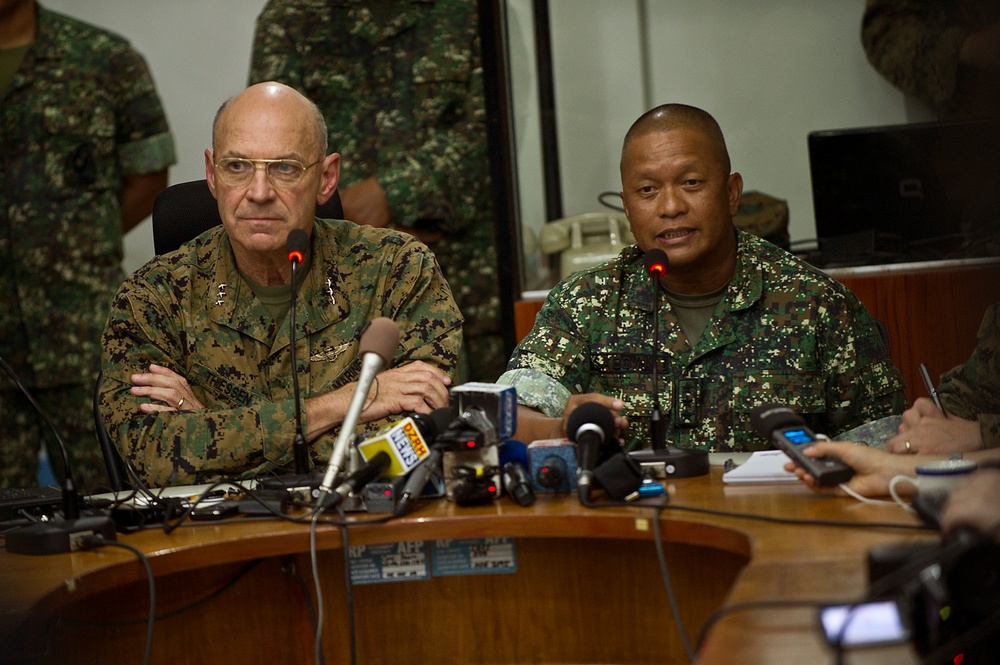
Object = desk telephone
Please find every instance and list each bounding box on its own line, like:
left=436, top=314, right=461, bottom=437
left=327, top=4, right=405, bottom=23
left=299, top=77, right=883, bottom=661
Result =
left=539, top=212, right=635, bottom=279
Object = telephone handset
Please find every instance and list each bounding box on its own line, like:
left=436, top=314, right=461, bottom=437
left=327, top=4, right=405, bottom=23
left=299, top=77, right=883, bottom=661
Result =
left=539, top=212, right=635, bottom=279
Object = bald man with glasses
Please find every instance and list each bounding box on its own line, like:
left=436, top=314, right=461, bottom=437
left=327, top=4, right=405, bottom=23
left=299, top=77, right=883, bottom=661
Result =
left=98, top=82, right=463, bottom=487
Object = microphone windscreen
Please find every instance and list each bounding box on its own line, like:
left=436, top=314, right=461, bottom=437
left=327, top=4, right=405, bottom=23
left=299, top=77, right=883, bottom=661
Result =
left=498, top=440, right=528, bottom=467
left=566, top=402, right=615, bottom=444
left=643, top=249, right=668, bottom=277
left=749, top=403, right=805, bottom=437
left=286, top=228, right=309, bottom=262
left=359, top=317, right=400, bottom=364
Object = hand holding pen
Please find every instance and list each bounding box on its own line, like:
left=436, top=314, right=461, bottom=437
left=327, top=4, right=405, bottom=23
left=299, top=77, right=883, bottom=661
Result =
left=919, top=362, right=949, bottom=417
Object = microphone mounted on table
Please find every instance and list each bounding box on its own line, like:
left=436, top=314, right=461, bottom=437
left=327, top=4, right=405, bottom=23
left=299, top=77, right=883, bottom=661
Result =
left=286, top=229, right=311, bottom=476
left=316, top=317, right=400, bottom=509
left=627, top=249, right=709, bottom=479
left=0, top=355, right=117, bottom=555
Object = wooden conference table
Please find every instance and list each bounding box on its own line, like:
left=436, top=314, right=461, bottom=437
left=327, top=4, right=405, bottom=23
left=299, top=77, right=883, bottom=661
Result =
left=0, top=467, right=936, bottom=665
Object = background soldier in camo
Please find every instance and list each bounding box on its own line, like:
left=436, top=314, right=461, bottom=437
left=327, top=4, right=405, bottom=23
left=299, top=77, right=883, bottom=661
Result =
left=0, top=0, right=175, bottom=493
left=249, top=0, right=504, bottom=383
left=862, top=0, right=1000, bottom=120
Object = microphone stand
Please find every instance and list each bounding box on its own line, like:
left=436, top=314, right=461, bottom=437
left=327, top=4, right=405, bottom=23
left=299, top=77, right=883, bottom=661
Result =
left=258, top=230, right=322, bottom=492
left=627, top=252, right=709, bottom=479
left=289, top=255, right=310, bottom=475
left=1, top=355, right=116, bottom=555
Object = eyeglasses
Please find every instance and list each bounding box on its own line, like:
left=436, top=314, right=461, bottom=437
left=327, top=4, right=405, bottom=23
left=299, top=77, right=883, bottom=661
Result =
left=213, top=157, right=323, bottom=188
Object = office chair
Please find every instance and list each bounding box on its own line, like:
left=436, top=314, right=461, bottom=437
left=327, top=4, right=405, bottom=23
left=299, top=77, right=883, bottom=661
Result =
left=151, top=179, right=344, bottom=255
left=93, top=371, right=131, bottom=492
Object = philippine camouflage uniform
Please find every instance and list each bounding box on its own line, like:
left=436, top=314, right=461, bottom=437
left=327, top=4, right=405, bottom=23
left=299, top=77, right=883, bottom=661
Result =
left=862, top=0, right=1000, bottom=119
left=937, top=301, right=1000, bottom=448
left=249, top=0, right=504, bottom=383
left=0, top=6, right=175, bottom=492
left=99, top=217, right=462, bottom=487
left=499, top=231, right=907, bottom=453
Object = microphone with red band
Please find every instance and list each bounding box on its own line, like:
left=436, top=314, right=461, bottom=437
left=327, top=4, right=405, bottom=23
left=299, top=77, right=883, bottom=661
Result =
left=627, top=248, right=709, bottom=478
left=286, top=229, right=311, bottom=476
left=644, top=248, right=667, bottom=278
left=286, top=228, right=308, bottom=264
left=316, top=317, right=400, bottom=509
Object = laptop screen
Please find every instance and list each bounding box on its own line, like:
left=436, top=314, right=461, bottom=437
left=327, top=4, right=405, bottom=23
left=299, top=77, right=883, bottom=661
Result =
left=807, top=119, right=1000, bottom=267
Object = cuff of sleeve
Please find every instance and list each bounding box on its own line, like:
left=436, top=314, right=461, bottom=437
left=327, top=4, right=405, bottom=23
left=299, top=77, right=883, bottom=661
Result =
left=377, top=159, right=452, bottom=231
left=119, top=132, right=177, bottom=175
left=497, top=368, right=570, bottom=418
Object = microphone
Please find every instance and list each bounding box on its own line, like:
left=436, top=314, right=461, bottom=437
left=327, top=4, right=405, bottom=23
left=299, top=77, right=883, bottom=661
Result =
left=287, top=229, right=310, bottom=476
left=316, top=318, right=399, bottom=506
left=0, top=355, right=116, bottom=555
left=567, top=402, right=616, bottom=503
left=316, top=451, right=392, bottom=510
left=499, top=440, right=535, bottom=506
left=627, top=249, right=709, bottom=479
left=356, top=409, right=445, bottom=477
left=750, top=403, right=853, bottom=487
left=395, top=447, right=444, bottom=515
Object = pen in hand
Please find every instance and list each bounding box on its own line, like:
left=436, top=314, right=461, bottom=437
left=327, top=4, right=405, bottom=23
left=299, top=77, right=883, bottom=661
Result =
left=919, top=362, right=949, bottom=417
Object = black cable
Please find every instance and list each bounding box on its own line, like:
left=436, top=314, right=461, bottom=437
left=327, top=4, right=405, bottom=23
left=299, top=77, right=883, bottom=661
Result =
left=597, top=191, right=624, bottom=211
left=65, top=559, right=262, bottom=626
left=650, top=504, right=696, bottom=662
left=81, top=535, right=155, bottom=665
left=341, top=519, right=358, bottom=665
left=285, top=557, right=326, bottom=665
left=662, top=500, right=931, bottom=532
left=695, top=598, right=846, bottom=652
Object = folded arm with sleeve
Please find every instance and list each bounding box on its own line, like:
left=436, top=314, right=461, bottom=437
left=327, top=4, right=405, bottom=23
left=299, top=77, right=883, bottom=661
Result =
left=99, top=219, right=462, bottom=486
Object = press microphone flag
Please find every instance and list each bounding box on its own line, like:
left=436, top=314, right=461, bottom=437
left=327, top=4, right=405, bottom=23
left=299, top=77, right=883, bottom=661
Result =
left=317, top=318, right=399, bottom=504
left=357, top=415, right=435, bottom=477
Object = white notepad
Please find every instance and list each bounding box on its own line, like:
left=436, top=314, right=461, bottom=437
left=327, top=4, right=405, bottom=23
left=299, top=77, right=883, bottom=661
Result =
left=721, top=450, right=798, bottom=484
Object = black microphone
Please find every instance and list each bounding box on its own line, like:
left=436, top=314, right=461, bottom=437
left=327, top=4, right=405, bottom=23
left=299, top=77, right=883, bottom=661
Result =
left=750, top=403, right=853, bottom=487
left=0, top=355, right=116, bottom=555
left=567, top=402, right=616, bottom=503
left=395, top=447, right=444, bottom=516
left=643, top=249, right=668, bottom=450
left=627, top=249, right=709, bottom=479
left=499, top=440, right=535, bottom=506
left=317, top=450, right=392, bottom=510
left=317, top=318, right=400, bottom=506
left=287, top=229, right=310, bottom=476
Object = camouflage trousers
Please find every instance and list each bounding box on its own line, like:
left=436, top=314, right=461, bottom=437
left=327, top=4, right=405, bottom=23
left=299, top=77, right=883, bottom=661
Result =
left=0, top=383, right=107, bottom=495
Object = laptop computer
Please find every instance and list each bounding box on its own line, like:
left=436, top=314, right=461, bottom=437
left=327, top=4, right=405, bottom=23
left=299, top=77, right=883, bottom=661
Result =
left=807, top=118, right=1000, bottom=267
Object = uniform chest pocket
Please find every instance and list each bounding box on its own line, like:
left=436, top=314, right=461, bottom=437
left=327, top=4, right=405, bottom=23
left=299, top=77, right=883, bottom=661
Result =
left=411, top=52, right=472, bottom=127
left=732, top=370, right=826, bottom=448
left=38, top=83, right=116, bottom=194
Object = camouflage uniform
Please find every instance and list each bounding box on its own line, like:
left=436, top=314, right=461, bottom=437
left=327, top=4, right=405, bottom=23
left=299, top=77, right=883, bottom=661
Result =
left=99, top=217, right=462, bottom=487
left=249, top=0, right=504, bottom=383
left=499, top=231, right=907, bottom=453
left=862, top=0, right=1000, bottom=119
left=938, top=302, right=1000, bottom=448
left=0, top=5, right=176, bottom=492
